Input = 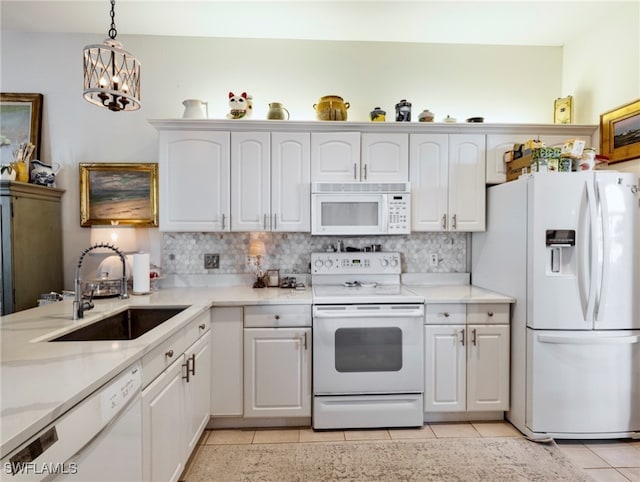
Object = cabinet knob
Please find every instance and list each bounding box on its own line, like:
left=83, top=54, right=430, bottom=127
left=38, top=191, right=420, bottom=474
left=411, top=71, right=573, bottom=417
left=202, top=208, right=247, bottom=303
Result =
left=487, top=311, right=494, bottom=317
left=199, top=323, right=206, bottom=330
left=274, top=314, right=280, bottom=320
left=165, top=349, right=174, bottom=358
left=443, top=312, right=450, bottom=317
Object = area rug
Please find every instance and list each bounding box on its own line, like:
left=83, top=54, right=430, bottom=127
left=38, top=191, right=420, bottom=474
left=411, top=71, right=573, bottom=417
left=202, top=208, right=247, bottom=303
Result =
left=184, top=437, right=592, bottom=481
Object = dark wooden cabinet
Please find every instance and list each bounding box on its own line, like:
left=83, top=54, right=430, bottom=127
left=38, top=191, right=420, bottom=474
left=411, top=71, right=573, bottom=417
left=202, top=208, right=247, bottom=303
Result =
left=1, top=181, right=64, bottom=315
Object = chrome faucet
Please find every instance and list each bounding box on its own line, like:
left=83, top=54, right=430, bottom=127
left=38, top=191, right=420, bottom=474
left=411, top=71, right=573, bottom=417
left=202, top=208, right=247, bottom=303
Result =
left=73, top=243, right=129, bottom=320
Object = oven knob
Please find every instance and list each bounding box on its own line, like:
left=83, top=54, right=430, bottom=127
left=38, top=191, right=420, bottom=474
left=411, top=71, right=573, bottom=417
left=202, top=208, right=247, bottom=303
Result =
left=390, top=258, right=399, bottom=267
left=325, top=259, right=334, bottom=268
left=314, top=259, right=324, bottom=268
left=380, top=258, right=389, bottom=267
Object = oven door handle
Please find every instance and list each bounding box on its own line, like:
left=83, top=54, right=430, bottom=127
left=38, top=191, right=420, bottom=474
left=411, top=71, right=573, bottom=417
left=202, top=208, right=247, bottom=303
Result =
left=313, top=306, right=424, bottom=318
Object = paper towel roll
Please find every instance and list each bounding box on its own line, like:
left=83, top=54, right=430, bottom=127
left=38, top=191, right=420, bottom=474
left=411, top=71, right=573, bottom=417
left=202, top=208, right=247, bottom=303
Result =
left=133, top=252, right=150, bottom=294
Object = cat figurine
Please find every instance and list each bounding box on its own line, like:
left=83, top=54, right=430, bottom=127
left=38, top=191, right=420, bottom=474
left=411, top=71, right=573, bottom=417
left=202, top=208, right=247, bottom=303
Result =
left=226, top=91, right=253, bottom=119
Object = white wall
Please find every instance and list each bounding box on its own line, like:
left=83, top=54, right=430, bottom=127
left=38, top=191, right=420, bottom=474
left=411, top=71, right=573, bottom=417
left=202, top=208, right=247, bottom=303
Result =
left=562, top=1, right=640, bottom=175
left=1, top=31, right=567, bottom=288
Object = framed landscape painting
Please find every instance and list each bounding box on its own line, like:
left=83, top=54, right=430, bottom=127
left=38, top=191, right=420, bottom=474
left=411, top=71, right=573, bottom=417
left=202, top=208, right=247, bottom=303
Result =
left=0, top=93, right=43, bottom=165
left=80, top=162, right=159, bottom=226
left=599, top=99, right=640, bottom=163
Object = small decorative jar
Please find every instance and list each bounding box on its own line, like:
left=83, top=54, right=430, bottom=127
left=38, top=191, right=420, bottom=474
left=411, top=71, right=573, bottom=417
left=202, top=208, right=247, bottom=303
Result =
left=395, top=100, right=411, bottom=121
left=418, top=109, right=435, bottom=122
left=369, top=107, right=386, bottom=122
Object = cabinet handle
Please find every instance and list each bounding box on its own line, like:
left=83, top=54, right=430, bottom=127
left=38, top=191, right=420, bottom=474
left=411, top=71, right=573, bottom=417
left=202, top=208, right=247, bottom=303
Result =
left=472, top=328, right=477, bottom=346
left=264, top=214, right=268, bottom=230
left=443, top=312, right=450, bottom=317
left=487, top=311, right=494, bottom=317
left=182, top=359, right=190, bottom=382
left=353, top=163, right=357, bottom=180
left=460, top=328, right=465, bottom=346
left=189, top=353, right=196, bottom=376
left=452, top=214, right=457, bottom=229
left=222, top=213, right=226, bottom=230
left=199, top=323, right=206, bottom=330
left=273, top=213, right=277, bottom=230
left=303, top=332, right=308, bottom=350
left=441, top=214, right=447, bottom=230
left=165, top=349, right=174, bottom=358
left=364, top=164, right=368, bottom=180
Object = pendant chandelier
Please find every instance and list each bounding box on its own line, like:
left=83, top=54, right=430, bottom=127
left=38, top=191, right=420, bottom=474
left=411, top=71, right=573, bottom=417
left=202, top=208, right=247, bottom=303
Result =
left=83, top=0, right=141, bottom=111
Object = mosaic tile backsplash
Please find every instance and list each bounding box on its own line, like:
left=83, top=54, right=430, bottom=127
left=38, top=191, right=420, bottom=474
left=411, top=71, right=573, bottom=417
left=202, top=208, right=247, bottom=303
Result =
left=162, top=232, right=469, bottom=276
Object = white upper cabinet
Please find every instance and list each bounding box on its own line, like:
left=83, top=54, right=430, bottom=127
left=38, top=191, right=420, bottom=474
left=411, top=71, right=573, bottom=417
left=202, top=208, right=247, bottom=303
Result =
left=311, top=132, right=409, bottom=182
left=230, top=132, right=271, bottom=231
left=410, top=134, right=485, bottom=231
left=311, top=132, right=361, bottom=181
left=360, top=133, right=409, bottom=181
left=158, top=130, right=230, bottom=232
left=231, top=131, right=310, bottom=232
left=271, top=132, right=311, bottom=232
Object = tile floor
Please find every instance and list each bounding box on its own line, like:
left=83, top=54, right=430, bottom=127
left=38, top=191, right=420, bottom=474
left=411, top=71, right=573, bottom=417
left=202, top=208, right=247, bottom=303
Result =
left=186, top=422, right=640, bottom=481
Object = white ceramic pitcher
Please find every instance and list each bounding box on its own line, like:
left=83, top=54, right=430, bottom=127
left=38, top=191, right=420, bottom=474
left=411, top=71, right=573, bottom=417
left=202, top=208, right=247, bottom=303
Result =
left=182, top=99, right=208, bottom=119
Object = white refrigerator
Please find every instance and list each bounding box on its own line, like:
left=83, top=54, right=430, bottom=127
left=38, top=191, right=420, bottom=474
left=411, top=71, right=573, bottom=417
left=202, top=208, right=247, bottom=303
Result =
left=472, top=172, right=640, bottom=440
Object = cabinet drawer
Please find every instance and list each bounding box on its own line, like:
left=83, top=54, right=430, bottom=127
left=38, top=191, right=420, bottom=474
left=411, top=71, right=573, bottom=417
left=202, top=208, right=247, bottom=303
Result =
left=467, top=304, right=509, bottom=325
left=425, top=304, right=466, bottom=325
left=244, top=304, right=312, bottom=327
left=142, top=329, right=187, bottom=388
left=185, top=309, right=211, bottom=347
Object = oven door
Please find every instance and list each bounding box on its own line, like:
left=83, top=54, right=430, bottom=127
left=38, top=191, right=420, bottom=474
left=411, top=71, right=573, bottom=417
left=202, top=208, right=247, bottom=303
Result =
left=311, top=193, right=387, bottom=235
left=313, top=304, right=424, bottom=395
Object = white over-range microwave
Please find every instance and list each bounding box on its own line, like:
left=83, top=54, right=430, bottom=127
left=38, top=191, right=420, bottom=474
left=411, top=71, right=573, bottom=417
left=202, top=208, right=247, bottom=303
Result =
left=311, top=182, right=410, bottom=235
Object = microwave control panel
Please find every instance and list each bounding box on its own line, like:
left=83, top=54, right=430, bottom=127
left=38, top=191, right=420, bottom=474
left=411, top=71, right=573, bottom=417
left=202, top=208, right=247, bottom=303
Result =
left=388, top=194, right=410, bottom=233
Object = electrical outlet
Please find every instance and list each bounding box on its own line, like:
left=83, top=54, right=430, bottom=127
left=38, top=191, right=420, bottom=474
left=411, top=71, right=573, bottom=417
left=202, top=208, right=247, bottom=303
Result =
left=204, top=253, right=220, bottom=269
left=429, top=253, right=439, bottom=267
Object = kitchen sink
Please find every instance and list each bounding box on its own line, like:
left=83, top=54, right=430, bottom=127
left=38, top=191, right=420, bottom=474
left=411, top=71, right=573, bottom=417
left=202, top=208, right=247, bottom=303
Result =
left=50, top=307, right=188, bottom=342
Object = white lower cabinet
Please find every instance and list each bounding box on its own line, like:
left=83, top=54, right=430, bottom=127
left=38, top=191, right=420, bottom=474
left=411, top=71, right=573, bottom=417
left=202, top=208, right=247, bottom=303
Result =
left=244, top=327, right=312, bottom=417
left=210, top=307, right=244, bottom=416
left=424, top=304, right=510, bottom=413
left=142, top=311, right=211, bottom=482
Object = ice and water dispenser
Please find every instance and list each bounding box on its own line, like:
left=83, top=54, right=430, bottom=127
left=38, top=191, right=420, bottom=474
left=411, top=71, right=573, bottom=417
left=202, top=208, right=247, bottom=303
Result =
left=546, top=229, right=576, bottom=274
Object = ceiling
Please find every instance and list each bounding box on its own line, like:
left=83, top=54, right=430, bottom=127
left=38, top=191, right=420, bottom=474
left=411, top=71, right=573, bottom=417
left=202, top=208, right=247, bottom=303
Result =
left=0, top=1, right=627, bottom=47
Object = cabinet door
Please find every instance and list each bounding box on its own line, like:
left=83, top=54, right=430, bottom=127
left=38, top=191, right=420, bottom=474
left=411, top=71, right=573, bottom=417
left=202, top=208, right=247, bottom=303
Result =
left=158, top=130, right=230, bottom=232
left=244, top=327, right=311, bottom=417
left=142, top=356, right=185, bottom=482
left=231, top=132, right=271, bottom=231
left=448, top=134, right=486, bottom=232
left=210, top=307, right=244, bottom=416
left=311, top=132, right=361, bottom=181
left=183, top=334, right=211, bottom=458
left=424, top=325, right=466, bottom=412
left=361, top=133, right=409, bottom=181
left=271, top=132, right=311, bottom=232
left=409, top=134, right=449, bottom=231
left=466, top=324, right=510, bottom=411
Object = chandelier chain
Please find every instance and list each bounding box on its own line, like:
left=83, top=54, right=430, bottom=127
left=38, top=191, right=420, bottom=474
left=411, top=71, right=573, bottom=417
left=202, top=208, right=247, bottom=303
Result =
left=108, top=0, right=117, bottom=40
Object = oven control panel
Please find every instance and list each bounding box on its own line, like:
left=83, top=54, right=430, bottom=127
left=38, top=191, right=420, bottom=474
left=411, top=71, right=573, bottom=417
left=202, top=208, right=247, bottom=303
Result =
left=311, top=252, right=401, bottom=274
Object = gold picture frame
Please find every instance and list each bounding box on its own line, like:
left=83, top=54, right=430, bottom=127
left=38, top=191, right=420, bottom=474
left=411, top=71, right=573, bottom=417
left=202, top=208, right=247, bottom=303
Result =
left=0, top=93, right=43, bottom=165
left=554, top=95, right=573, bottom=124
left=80, top=162, right=159, bottom=227
left=599, top=99, right=640, bottom=164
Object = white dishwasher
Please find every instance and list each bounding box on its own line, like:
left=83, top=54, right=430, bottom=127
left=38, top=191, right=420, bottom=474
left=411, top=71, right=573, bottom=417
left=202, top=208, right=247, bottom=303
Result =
left=2, top=362, right=142, bottom=481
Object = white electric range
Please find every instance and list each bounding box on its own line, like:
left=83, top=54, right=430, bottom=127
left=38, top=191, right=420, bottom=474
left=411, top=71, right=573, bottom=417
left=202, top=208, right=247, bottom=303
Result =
left=311, top=252, right=425, bottom=430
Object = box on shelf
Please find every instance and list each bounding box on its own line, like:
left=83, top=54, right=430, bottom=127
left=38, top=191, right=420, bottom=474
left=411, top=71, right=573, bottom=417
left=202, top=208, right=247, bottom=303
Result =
left=506, top=153, right=532, bottom=181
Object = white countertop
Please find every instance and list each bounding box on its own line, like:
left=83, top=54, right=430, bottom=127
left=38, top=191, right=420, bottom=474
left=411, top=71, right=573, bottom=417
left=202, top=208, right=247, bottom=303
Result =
left=0, top=282, right=509, bottom=457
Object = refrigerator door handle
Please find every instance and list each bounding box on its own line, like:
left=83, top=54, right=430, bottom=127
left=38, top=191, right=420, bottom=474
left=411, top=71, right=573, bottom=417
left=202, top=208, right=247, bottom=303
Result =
left=537, top=334, right=640, bottom=345
left=581, top=180, right=598, bottom=322
left=593, top=179, right=608, bottom=321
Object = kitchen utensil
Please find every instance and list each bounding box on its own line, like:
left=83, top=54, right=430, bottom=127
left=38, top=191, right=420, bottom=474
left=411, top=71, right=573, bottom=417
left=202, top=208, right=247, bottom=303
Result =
left=267, top=102, right=289, bottom=120
left=313, top=95, right=349, bottom=121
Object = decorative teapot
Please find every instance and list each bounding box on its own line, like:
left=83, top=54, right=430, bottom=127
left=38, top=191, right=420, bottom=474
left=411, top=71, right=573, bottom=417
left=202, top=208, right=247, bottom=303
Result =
left=30, top=160, right=62, bottom=187
left=182, top=99, right=208, bottom=119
